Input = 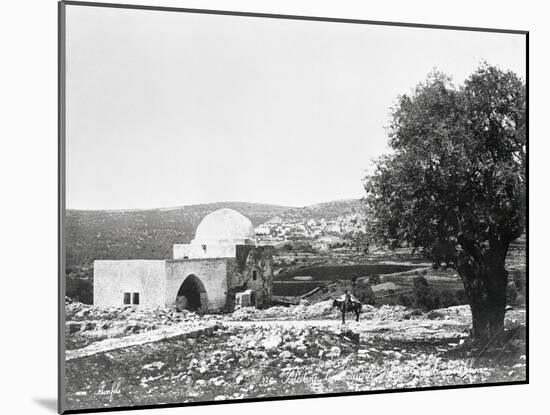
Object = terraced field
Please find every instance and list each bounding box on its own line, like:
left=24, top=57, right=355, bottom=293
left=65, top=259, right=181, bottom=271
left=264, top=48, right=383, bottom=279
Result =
left=273, top=263, right=418, bottom=296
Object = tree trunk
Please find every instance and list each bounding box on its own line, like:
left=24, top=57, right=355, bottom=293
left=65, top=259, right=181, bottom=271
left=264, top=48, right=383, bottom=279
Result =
left=469, top=291, right=506, bottom=342
left=457, top=246, right=508, bottom=344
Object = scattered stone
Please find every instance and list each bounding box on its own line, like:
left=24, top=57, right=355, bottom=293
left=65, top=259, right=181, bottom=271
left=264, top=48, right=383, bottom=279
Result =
left=339, top=329, right=360, bottom=343
left=82, top=322, right=95, bottom=331
left=142, top=361, right=165, bottom=371
left=67, top=322, right=81, bottom=334
left=64, top=295, right=526, bottom=406
left=328, top=346, right=341, bottom=358
left=253, top=351, right=268, bottom=359
left=75, top=309, right=90, bottom=319
left=262, top=335, right=282, bottom=350
left=209, top=377, right=225, bottom=386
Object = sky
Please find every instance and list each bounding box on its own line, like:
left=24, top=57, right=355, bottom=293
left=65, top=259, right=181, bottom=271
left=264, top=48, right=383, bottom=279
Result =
left=65, top=5, right=526, bottom=210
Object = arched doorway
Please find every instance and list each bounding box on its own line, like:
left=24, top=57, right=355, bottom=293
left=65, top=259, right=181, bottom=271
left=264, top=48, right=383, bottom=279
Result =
left=176, top=275, right=207, bottom=312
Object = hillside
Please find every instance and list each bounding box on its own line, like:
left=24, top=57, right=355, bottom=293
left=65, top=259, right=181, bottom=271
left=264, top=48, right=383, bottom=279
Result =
left=65, top=199, right=365, bottom=283
left=277, top=199, right=364, bottom=222
left=65, top=201, right=293, bottom=271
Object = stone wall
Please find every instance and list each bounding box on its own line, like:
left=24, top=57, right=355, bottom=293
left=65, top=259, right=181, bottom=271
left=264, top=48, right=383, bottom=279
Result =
left=173, top=243, right=236, bottom=260
left=93, top=260, right=167, bottom=307
left=93, top=246, right=274, bottom=312
left=226, top=245, right=274, bottom=308
left=165, top=259, right=228, bottom=310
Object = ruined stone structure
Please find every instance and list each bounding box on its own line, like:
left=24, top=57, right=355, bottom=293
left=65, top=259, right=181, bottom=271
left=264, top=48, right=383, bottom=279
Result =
left=94, top=209, right=274, bottom=312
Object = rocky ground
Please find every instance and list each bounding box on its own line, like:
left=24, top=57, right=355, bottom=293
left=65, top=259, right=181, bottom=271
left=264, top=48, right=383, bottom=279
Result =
left=64, top=300, right=526, bottom=411
left=65, top=298, right=217, bottom=350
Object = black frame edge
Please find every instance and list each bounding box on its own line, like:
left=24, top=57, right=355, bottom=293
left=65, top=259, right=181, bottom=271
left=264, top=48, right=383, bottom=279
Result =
left=58, top=1, right=67, bottom=413
left=524, top=30, right=529, bottom=384
left=62, top=380, right=528, bottom=415
left=62, top=0, right=528, bottom=35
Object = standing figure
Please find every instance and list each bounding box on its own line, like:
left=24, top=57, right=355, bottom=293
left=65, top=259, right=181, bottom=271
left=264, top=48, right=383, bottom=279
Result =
left=332, top=290, right=362, bottom=324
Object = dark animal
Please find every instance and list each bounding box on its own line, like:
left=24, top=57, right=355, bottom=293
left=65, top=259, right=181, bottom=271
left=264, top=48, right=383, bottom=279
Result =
left=332, top=294, right=362, bottom=324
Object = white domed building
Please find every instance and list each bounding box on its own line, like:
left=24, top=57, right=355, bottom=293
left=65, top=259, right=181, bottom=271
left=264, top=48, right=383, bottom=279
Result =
left=93, top=208, right=274, bottom=312
left=172, top=208, right=256, bottom=259
left=193, top=208, right=256, bottom=245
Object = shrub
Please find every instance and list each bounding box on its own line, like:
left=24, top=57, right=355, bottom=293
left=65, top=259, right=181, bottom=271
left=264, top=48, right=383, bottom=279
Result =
left=398, top=277, right=441, bottom=310
left=358, top=293, right=376, bottom=306
left=393, top=276, right=468, bottom=310
left=426, top=310, right=444, bottom=320
left=399, top=293, right=416, bottom=308
left=511, top=269, right=525, bottom=291
left=368, top=274, right=381, bottom=285
left=413, top=275, right=429, bottom=289
left=66, top=277, right=93, bottom=304
left=404, top=308, right=424, bottom=319
left=456, top=289, right=467, bottom=304
left=506, top=282, right=519, bottom=305
left=353, top=282, right=376, bottom=305
left=413, top=276, right=440, bottom=310
left=439, top=289, right=459, bottom=308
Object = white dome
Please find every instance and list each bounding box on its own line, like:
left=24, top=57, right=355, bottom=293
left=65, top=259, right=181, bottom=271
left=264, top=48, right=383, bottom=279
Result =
left=192, top=208, right=255, bottom=245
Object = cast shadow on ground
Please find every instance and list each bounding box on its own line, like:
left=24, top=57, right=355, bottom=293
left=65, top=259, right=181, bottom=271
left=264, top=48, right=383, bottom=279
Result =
left=34, top=398, right=57, bottom=413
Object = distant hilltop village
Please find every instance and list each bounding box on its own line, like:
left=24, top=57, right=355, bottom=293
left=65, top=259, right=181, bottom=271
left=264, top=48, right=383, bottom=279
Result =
left=253, top=214, right=366, bottom=247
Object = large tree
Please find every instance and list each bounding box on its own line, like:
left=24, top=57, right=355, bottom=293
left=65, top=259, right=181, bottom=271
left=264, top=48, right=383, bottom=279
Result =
left=365, top=64, right=526, bottom=342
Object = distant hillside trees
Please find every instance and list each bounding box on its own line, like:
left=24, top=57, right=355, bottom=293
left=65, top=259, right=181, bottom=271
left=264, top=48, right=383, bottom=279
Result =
left=343, top=229, right=370, bottom=254
left=364, top=64, right=526, bottom=342
left=65, top=202, right=291, bottom=270
left=66, top=277, right=93, bottom=304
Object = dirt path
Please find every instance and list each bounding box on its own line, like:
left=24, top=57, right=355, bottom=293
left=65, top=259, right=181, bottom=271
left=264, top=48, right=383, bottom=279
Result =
left=66, top=322, right=220, bottom=361
left=223, top=318, right=464, bottom=329
left=223, top=318, right=469, bottom=341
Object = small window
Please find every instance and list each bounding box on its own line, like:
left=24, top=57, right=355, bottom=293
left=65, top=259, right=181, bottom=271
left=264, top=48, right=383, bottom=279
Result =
left=123, top=292, right=131, bottom=304
left=201, top=244, right=207, bottom=252
left=132, top=293, right=140, bottom=305
left=252, top=270, right=258, bottom=281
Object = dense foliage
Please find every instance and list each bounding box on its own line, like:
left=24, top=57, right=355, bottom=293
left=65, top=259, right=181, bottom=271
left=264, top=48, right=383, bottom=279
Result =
left=365, top=64, right=526, bottom=341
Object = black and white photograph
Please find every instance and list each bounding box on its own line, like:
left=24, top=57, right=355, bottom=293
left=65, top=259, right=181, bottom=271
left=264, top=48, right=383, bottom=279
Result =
left=59, top=1, right=527, bottom=413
